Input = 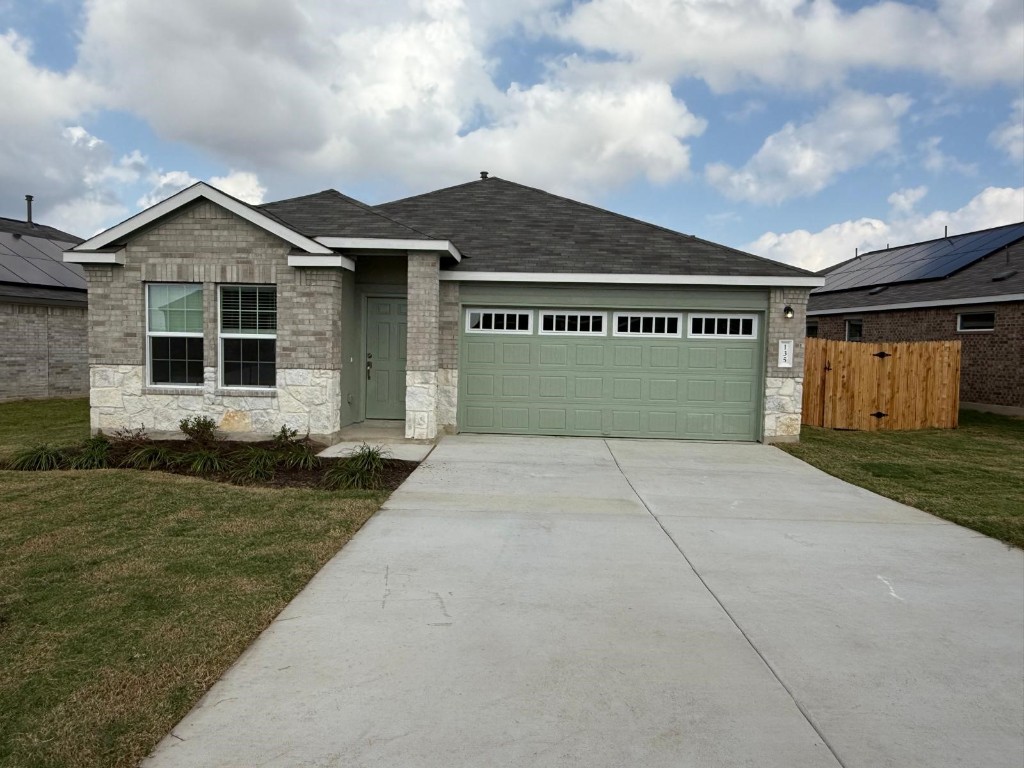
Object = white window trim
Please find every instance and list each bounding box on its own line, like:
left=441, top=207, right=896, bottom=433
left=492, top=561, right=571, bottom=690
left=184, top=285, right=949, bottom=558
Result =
left=218, top=285, right=278, bottom=390
left=686, top=313, right=759, bottom=340
left=538, top=310, right=608, bottom=336
left=612, top=311, right=684, bottom=338
left=465, top=308, right=534, bottom=335
left=145, top=283, right=204, bottom=389
left=956, top=312, right=996, bottom=333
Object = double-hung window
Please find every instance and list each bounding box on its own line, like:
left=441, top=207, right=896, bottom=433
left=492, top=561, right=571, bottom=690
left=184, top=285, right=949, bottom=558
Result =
left=219, top=286, right=277, bottom=388
left=147, top=283, right=204, bottom=386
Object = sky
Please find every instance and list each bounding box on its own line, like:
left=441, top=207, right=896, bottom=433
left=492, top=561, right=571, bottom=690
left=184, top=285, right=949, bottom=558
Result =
left=1, top=0, right=1022, bottom=272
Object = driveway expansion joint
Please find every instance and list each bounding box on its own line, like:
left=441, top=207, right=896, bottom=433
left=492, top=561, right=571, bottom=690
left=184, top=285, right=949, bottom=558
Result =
left=602, top=439, right=849, bottom=768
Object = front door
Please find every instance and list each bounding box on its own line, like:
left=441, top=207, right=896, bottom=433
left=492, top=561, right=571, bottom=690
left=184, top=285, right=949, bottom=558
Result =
left=365, top=297, right=407, bottom=419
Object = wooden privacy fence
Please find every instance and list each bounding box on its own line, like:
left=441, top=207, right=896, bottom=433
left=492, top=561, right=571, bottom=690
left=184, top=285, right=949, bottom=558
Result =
left=802, top=338, right=961, bottom=431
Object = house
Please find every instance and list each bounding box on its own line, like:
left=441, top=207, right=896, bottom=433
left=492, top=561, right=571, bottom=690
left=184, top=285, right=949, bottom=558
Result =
left=806, top=222, right=1024, bottom=415
left=0, top=199, right=88, bottom=402
left=64, top=176, right=822, bottom=442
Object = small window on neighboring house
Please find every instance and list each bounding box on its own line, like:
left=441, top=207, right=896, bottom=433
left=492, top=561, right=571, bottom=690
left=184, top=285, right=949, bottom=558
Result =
left=147, top=283, right=204, bottom=386
left=806, top=321, right=819, bottom=338
left=845, top=319, right=864, bottom=342
left=957, top=311, right=996, bottom=332
left=220, top=285, right=277, bottom=388
left=539, top=311, right=606, bottom=335
left=466, top=309, right=533, bottom=334
left=613, top=312, right=683, bottom=337
left=687, top=314, right=757, bottom=339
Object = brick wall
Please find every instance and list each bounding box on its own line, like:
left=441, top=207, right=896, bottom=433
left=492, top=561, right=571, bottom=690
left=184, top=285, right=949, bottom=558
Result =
left=406, top=253, right=439, bottom=371
left=812, top=302, right=1023, bottom=408
left=762, top=287, right=811, bottom=442
left=0, top=301, right=88, bottom=402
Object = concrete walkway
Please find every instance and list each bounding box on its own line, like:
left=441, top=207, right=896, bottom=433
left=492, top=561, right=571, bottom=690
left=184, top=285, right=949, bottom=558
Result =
left=144, top=435, right=1024, bottom=768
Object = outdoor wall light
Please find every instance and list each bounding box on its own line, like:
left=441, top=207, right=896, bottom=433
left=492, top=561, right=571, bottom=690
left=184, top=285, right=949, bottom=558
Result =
left=783, top=305, right=795, bottom=319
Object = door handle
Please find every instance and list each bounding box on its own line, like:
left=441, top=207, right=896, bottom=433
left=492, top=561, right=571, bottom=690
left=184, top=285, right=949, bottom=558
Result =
left=366, top=360, right=372, bottom=380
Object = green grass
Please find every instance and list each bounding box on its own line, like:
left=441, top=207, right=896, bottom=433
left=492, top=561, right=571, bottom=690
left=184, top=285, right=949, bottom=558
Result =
left=0, top=399, right=389, bottom=768
left=778, top=410, right=1024, bottom=548
left=0, top=398, right=90, bottom=461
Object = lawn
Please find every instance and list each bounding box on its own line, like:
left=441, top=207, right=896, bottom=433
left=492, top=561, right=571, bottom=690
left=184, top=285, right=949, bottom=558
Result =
left=0, top=399, right=392, bottom=768
left=777, top=409, right=1024, bottom=548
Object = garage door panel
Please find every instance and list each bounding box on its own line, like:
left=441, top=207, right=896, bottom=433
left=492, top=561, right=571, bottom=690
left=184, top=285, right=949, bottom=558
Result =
left=461, top=308, right=762, bottom=440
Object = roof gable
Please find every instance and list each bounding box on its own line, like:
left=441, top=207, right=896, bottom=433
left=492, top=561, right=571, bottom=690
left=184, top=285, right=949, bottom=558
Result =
left=259, top=189, right=435, bottom=240
left=376, top=177, right=814, bottom=279
left=69, top=182, right=331, bottom=256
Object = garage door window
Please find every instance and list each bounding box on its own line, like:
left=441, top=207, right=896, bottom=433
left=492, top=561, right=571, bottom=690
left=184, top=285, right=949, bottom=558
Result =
left=613, top=312, right=683, bottom=337
left=466, top=309, right=533, bottom=334
left=688, top=314, right=757, bottom=339
left=540, top=311, right=606, bottom=335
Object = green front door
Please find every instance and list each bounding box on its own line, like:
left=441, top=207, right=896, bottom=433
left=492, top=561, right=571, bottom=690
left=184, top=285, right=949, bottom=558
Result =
left=365, top=297, right=407, bottom=420
left=459, top=307, right=763, bottom=440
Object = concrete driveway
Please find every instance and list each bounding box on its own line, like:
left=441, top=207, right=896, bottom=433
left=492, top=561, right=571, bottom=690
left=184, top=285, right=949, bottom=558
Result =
left=144, top=436, right=1024, bottom=768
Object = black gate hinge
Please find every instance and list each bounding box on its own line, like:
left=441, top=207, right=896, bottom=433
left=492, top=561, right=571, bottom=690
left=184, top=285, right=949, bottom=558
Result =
left=872, top=351, right=892, bottom=359
left=870, top=411, right=888, bottom=419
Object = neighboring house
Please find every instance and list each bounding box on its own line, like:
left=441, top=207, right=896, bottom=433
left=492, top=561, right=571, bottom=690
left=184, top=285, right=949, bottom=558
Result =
left=0, top=204, right=88, bottom=402
left=807, top=222, right=1024, bottom=414
left=65, top=176, right=821, bottom=442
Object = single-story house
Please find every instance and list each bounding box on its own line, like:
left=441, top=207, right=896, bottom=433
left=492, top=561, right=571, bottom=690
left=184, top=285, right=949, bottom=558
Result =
left=64, top=175, right=822, bottom=442
left=1, top=201, right=88, bottom=402
left=807, top=222, right=1024, bottom=414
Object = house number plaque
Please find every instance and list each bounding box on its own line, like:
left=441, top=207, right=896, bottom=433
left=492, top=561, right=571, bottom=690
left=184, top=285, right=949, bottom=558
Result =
left=778, top=339, right=794, bottom=368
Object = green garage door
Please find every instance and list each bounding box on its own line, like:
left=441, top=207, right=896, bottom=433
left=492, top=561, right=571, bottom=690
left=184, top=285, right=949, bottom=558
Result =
left=458, top=307, right=763, bottom=440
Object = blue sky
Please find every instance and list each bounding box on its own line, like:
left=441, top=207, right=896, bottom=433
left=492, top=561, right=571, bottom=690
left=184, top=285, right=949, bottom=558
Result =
left=1, top=0, right=1021, bottom=270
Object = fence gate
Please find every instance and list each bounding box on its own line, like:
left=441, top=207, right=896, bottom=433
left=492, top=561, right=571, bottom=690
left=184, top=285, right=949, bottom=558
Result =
left=802, top=338, right=961, bottom=430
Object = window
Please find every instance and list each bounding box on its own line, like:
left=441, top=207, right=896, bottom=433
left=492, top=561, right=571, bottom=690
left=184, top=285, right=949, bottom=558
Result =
left=806, top=321, right=819, bottom=338
left=539, top=311, right=606, bottom=335
left=688, top=314, right=757, bottom=339
left=220, top=286, right=277, bottom=387
left=466, top=309, right=532, bottom=334
left=957, top=311, right=995, bottom=332
left=845, top=319, right=863, bottom=342
left=147, top=283, right=204, bottom=386
left=612, top=312, right=683, bottom=337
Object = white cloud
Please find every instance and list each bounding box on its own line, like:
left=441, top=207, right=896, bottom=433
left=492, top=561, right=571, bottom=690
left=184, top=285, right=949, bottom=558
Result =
left=887, top=186, right=927, bottom=215
left=749, top=186, right=1024, bottom=271
left=706, top=92, right=910, bottom=204
left=990, top=99, right=1024, bottom=162
left=210, top=171, right=267, bottom=204
left=919, top=136, right=977, bottom=176
left=554, top=0, right=1024, bottom=92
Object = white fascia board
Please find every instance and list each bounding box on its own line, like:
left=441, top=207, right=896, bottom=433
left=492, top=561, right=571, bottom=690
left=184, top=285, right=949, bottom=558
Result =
left=438, top=271, right=824, bottom=287
left=807, top=293, right=1024, bottom=316
left=287, top=254, right=356, bottom=271
left=63, top=248, right=126, bottom=265
left=70, top=182, right=332, bottom=254
left=315, top=237, right=462, bottom=261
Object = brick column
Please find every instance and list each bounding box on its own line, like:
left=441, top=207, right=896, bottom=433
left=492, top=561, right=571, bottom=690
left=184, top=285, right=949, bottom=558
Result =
left=405, top=253, right=440, bottom=439
left=763, top=287, right=810, bottom=442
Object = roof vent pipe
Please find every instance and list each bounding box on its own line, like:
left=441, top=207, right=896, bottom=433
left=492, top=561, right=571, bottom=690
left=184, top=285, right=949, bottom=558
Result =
left=944, top=225, right=948, bottom=238
left=480, top=171, right=489, bottom=179
left=25, top=194, right=33, bottom=225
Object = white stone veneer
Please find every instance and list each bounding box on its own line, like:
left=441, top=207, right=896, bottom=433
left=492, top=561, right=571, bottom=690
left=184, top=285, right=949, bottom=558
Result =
left=763, top=376, right=803, bottom=443
left=89, top=365, right=340, bottom=438
left=405, top=370, right=438, bottom=439
left=436, top=368, right=458, bottom=433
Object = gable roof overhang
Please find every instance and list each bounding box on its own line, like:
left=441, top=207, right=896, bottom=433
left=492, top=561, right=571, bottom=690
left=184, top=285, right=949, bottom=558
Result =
left=64, top=182, right=332, bottom=265
left=313, top=236, right=462, bottom=261
left=439, top=271, right=824, bottom=287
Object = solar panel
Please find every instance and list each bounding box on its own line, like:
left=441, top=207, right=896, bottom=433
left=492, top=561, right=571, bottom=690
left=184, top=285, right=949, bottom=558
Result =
left=0, top=232, right=86, bottom=290
left=819, top=222, right=1024, bottom=293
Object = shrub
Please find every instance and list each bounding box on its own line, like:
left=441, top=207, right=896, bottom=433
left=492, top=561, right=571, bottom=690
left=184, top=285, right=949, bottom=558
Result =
left=110, top=424, right=150, bottom=445
left=179, top=416, right=219, bottom=445
left=271, top=425, right=301, bottom=449
left=279, top=441, right=321, bottom=471
left=322, top=443, right=389, bottom=490
left=8, top=444, right=67, bottom=471
left=229, top=447, right=277, bottom=485
left=177, top=448, right=231, bottom=475
left=68, top=434, right=112, bottom=470
left=122, top=444, right=176, bottom=470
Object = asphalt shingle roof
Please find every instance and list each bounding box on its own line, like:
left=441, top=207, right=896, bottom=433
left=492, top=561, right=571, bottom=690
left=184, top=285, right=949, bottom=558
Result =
left=258, top=190, right=435, bottom=240
left=808, top=225, right=1024, bottom=312
left=373, top=177, right=812, bottom=277
left=0, top=217, right=86, bottom=293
